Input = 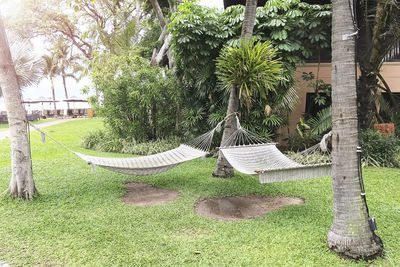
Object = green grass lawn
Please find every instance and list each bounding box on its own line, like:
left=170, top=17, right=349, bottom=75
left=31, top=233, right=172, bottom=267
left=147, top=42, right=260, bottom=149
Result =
left=0, top=118, right=58, bottom=132
left=0, top=118, right=399, bottom=266
left=0, top=123, right=8, bottom=131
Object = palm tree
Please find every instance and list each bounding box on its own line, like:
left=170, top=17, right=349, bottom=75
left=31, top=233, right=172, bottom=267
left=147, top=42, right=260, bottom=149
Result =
left=0, top=14, right=36, bottom=200
left=0, top=34, right=44, bottom=97
left=213, top=0, right=259, bottom=177
left=43, top=54, right=60, bottom=116
left=53, top=38, right=83, bottom=111
left=327, top=0, right=383, bottom=259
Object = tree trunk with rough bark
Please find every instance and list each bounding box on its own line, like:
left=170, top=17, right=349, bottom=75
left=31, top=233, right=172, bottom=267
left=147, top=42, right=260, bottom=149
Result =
left=0, top=15, right=36, bottom=200
left=327, top=0, right=383, bottom=259
left=213, top=0, right=258, bottom=178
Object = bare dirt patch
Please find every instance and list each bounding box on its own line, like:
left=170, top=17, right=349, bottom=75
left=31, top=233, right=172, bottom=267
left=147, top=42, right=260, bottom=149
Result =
left=195, top=196, right=304, bottom=221
left=122, top=182, right=180, bottom=206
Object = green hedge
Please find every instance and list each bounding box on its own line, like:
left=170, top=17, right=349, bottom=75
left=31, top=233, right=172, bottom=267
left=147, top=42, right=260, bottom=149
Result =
left=81, top=130, right=181, bottom=155
left=361, top=129, right=400, bottom=167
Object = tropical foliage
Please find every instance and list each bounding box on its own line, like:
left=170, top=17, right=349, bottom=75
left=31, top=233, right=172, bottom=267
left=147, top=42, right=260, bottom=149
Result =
left=0, top=34, right=44, bottom=97
left=89, top=52, right=181, bottom=142
left=361, top=129, right=400, bottom=167
left=216, top=39, right=282, bottom=107
left=169, top=0, right=331, bottom=137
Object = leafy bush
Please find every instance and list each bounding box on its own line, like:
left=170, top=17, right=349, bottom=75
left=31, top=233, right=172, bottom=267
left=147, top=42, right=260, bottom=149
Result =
left=392, top=112, right=400, bottom=138
left=89, top=52, right=181, bottom=142
left=81, top=130, right=181, bottom=155
left=169, top=1, right=331, bottom=138
left=361, top=129, right=400, bottom=167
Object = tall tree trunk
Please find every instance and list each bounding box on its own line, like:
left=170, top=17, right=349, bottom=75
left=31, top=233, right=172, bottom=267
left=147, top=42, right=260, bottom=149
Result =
left=213, top=0, right=258, bottom=178
left=62, top=74, right=70, bottom=110
left=212, top=85, right=239, bottom=177
left=0, top=14, right=36, bottom=200
left=149, top=0, right=166, bottom=30
left=50, top=77, right=57, bottom=116
left=327, top=0, right=383, bottom=259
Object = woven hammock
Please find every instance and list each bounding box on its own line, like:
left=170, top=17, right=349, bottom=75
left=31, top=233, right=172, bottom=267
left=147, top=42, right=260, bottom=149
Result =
left=30, top=119, right=224, bottom=177
left=220, top=144, right=331, bottom=183
left=219, top=116, right=332, bottom=183
left=75, top=144, right=207, bottom=176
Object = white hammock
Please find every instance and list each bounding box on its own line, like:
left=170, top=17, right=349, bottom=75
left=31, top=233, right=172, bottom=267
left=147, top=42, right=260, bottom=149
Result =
left=29, top=119, right=224, bottom=177
left=219, top=115, right=331, bottom=183
left=220, top=143, right=331, bottom=183
left=75, top=144, right=207, bottom=176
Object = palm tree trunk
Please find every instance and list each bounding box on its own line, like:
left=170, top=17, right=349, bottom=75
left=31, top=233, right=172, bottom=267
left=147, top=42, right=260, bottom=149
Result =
left=0, top=15, right=36, bottom=200
left=327, top=0, right=383, bottom=259
left=213, top=0, right=258, bottom=178
left=213, top=85, right=239, bottom=177
left=62, top=74, right=70, bottom=110
left=51, top=77, right=57, bottom=116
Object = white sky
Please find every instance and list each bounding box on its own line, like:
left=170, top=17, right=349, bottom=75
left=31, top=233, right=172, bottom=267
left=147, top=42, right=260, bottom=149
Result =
left=4, top=0, right=224, bottom=103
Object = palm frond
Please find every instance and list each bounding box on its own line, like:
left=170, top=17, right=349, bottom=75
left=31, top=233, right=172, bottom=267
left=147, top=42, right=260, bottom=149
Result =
left=9, top=38, right=45, bottom=88
left=308, top=106, right=332, bottom=135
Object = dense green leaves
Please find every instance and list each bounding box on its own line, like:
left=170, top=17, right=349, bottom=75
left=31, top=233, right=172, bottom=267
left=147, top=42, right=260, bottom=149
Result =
left=216, top=39, right=282, bottom=107
left=169, top=0, right=331, bottom=138
left=89, top=52, right=181, bottom=141
left=361, top=129, right=400, bottom=167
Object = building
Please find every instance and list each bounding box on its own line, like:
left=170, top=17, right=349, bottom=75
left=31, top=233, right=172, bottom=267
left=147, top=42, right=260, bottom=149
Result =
left=288, top=44, right=400, bottom=136
left=0, top=96, right=91, bottom=122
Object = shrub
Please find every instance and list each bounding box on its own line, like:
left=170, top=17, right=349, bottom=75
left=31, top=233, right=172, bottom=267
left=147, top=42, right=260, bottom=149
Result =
left=89, top=52, right=181, bottom=142
left=392, top=112, right=400, bottom=138
left=82, top=130, right=181, bottom=155
left=361, top=129, right=400, bottom=167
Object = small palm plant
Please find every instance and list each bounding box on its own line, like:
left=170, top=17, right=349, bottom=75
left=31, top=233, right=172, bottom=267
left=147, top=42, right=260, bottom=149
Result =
left=215, top=39, right=283, bottom=108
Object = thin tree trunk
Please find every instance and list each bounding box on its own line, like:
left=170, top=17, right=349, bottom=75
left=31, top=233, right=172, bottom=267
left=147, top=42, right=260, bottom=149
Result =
left=152, top=33, right=172, bottom=66
left=240, top=0, right=258, bottom=39
left=149, top=0, right=166, bottom=30
left=213, top=85, right=239, bottom=177
left=327, top=0, right=383, bottom=259
left=149, top=0, right=177, bottom=68
left=62, top=74, right=70, bottom=110
left=213, top=0, right=258, bottom=178
left=50, top=77, right=57, bottom=116
left=0, top=14, right=36, bottom=200
left=357, top=70, right=377, bottom=129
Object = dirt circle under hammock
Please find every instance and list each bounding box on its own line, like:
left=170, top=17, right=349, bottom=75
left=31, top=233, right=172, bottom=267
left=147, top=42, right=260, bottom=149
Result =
left=122, top=182, right=180, bottom=206
left=195, top=196, right=304, bottom=221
